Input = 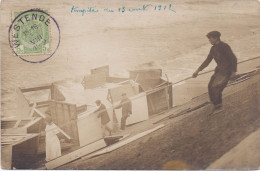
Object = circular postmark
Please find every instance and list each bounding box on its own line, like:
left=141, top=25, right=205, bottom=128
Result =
left=8, top=9, right=60, bottom=63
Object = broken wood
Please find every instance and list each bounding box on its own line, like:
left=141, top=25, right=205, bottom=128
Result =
left=13, top=120, right=22, bottom=128
left=29, top=100, right=49, bottom=107
left=33, top=108, right=71, bottom=140
left=20, top=84, right=52, bottom=92
left=91, top=65, right=109, bottom=78
left=49, top=101, right=78, bottom=143
left=1, top=128, right=28, bottom=134
left=50, top=83, right=66, bottom=101
left=152, top=108, right=190, bottom=124
left=227, top=77, right=251, bottom=87
left=45, top=139, right=107, bottom=169
left=29, top=102, right=37, bottom=117
left=152, top=102, right=210, bottom=124
left=169, top=102, right=209, bottom=119
left=56, top=127, right=71, bottom=140
left=16, top=88, right=31, bottom=118
left=34, top=108, right=46, bottom=118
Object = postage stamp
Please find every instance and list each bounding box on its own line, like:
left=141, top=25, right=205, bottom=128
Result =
left=12, top=10, right=51, bottom=55
left=9, top=9, right=60, bottom=63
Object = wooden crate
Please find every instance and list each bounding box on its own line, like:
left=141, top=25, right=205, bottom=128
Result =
left=1, top=133, right=40, bottom=169
left=49, top=101, right=79, bottom=145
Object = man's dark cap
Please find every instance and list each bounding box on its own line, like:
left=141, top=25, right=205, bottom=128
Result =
left=207, top=31, right=221, bottom=38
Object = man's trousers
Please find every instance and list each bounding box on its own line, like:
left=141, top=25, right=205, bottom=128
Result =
left=121, top=113, right=128, bottom=130
left=208, top=72, right=230, bottom=105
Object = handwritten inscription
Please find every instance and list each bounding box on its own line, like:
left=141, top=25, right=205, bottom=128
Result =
left=71, top=4, right=176, bottom=16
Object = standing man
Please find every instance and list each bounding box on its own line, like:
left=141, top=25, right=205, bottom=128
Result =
left=95, top=100, right=112, bottom=137
left=115, top=93, right=132, bottom=130
left=192, top=31, right=237, bottom=113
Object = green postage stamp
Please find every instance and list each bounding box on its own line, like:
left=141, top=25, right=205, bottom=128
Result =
left=12, top=10, right=51, bottom=55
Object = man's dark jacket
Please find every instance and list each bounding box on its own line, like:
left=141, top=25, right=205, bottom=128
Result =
left=96, top=104, right=110, bottom=125
left=198, top=41, right=237, bottom=75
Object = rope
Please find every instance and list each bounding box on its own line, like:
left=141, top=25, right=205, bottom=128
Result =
left=171, top=56, right=260, bottom=86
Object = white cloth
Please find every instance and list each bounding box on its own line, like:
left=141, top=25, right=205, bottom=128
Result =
left=45, top=123, right=61, bottom=161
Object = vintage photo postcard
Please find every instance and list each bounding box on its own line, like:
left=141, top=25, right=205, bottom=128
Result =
left=1, top=0, right=260, bottom=169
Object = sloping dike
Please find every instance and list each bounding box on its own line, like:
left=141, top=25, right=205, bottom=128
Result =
left=58, top=72, right=260, bottom=170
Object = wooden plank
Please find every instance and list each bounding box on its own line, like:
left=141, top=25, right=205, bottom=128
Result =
left=63, top=104, right=70, bottom=123
left=29, top=102, right=37, bottom=117
left=16, top=88, right=31, bottom=118
left=13, top=120, right=22, bottom=128
left=83, top=124, right=165, bottom=159
left=26, top=118, right=43, bottom=134
left=227, top=77, right=251, bottom=87
left=83, top=72, right=107, bottom=89
left=77, top=112, right=103, bottom=147
left=106, top=76, right=127, bottom=83
left=29, top=100, right=49, bottom=107
left=70, top=120, right=79, bottom=144
left=147, top=87, right=168, bottom=114
left=56, top=104, right=64, bottom=128
left=168, top=82, right=173, bottom=109
left=45, top=139, right=107, bottom=169
left=152, top=102, right=210, bottom=125
left=165, top=87, right=170, bottom=110
left=1, top=128, right=27, bottom=134
left=56, top=127, right=71, bottom=140
left=20, top=84, right=52, bottom=92
left=1, top=120, right=18, bottom=129
left=24, top=117, right=42, bottom=131
left=1, top=134, right=29, bottom=136
left=60, top=104, right=73, bottom=141
left=34, top=108, right=46, bottom=118
left=51, top=84, right=66, bottom=101
left=91, top=65, right=109, bottom=77
left=147, top=95, right=156, bottom=115
left=1, top=145, right=13, bottom=169
left=69, top=105, right=79, bottom=144
left=2, top=143, right=12, bottom=145
left=76, top=105, right=87, bottom=114
left=10, top=134, right=39, bottom=146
